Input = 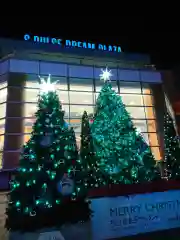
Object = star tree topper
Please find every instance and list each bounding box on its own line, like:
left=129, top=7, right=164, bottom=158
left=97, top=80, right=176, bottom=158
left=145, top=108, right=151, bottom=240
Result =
left=38, top=74, right=58, bottom=94
left=99, top=67, right=113, bottom=82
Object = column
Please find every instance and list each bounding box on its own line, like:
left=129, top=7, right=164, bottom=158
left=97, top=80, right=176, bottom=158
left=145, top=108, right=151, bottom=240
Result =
left=3, top=73, right=26, bottom=169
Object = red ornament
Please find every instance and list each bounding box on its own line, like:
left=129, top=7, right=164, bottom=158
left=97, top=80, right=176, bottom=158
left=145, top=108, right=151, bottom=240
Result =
left=72, top=159, right=76, bottom=165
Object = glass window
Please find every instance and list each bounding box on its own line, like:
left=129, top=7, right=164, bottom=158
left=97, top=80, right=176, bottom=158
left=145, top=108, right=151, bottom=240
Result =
left=147, top=119, right=157, bottom=132
left=24, top=103, right=37, bottom=118
left=23, top=133, right=31, bottom=144
left=0, top=82, right=7, bottom=89
left=69, top=78, right=93, bottom=91
left=24, top=88, right=69, bottom=105
left=141, top=133, right=149, bottom=144
left=0, top=134, right=4, bottom=150
left=0, top=118, right=5, bottom=135
left=0, top=88, right=7, bottom=103
left=24, top=88, right=39, bottom=102
left=95, top=80, right=118, bottom=93
left=119, top=82, right=141, bottom=94
left=69, top=119, right=81, bottom=133
left=151, top=147, right=161, bottom=160
left=0, top=150, right=3, bottom=168
left=69, top=105, right=94, bottom=119
left=120, top=94, right=143, bottom=106
left=56, top=91, right=69, bottom=104
left=145, top=107, right=156, bottom=119
left=143, top=95, right=154, bottom=106
left=133, top=119, right=148, bottom=132
left=26, top=75, right=68, bottom=91
left=126, top=106, right=146, bottom=119
left=69, top=92, right=94, bottom=105
left=142, top=83, right=152, bottom=94
left=0, top=103, right=6, bottom=118
left=148, top=133, right=159, bottom=146
left=24, top=103, right=69, bottom=118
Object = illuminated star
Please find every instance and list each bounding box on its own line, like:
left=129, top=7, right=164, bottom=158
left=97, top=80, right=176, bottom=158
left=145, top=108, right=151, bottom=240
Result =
left=38, top=74, right=58, bottom=94
left=99, top=67, right=113, bottom=82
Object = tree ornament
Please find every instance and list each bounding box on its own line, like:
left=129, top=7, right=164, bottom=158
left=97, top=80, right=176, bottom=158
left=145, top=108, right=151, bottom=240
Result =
left=40, top=133, right=53, bottom=147
left=57, top=174, right=74, bottom=196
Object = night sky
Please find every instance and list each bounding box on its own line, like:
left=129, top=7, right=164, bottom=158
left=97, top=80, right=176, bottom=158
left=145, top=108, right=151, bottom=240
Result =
left=0, top=19, right=179, bottom=70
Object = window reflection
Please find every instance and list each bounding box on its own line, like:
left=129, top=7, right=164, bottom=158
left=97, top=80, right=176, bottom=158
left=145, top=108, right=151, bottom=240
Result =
left=120, top=82, right=141, bottom=94
left=0, top=103, right=6, bottom=118
left=0, top=88, right=7, bottom=103
left=26, top=76, right=68, bottom=90
left=69, top=92, right=94, bottom=105
left=0, top=118, right=5, bottom=135
left=142, top=83, right=152, bottom=94
left=126, top=107, right=146, bottom=119
left=133, top=119, right=148, bottom=132
left=69, top=105, right=94, bottom=119
left=148, top=133, right=159, bottom=146
left=143, top=95, right=154, bottom=106
left=147, top=120, right=157, bottom=132
left=69, top=78, right=93, bottom=91
left=141, top=133, right=149, bottom=144
left=145, top=107, right=156, bottom=119
left=95, top=80, right=118, bottom=92
left=0, top=134, right=4, bottom=150
left=151, top=147, right=161, bottom=160
left=24, top=103, right=69, bottom=118
left=56, top=91, right=69, bottom=104
left=120, top=94, right=143, bottom=106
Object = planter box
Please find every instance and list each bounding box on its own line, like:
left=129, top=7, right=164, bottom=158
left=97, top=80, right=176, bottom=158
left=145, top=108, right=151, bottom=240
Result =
left=8, top=223, right=91, bottom=240
left=4, top=180, right=180, bottom=239
left=89, top=180, right=180, bottom=239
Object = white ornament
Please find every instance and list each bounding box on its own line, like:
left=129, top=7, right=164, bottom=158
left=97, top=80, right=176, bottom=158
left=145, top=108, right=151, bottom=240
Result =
left=38, top=74, right=59, bottom=94
left=57, top=175, right=74, bottom=196
left=99, top=67, right=113, bottom=82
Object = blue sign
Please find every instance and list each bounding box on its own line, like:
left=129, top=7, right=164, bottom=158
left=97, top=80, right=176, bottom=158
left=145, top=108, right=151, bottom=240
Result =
left=90, top=190, right=180, bottom=239
left=24, top=34, right=122, bottom=53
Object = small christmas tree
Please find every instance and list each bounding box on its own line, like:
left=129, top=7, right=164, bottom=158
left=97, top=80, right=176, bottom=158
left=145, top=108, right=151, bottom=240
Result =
left=164, top=110, right=180, bottom=179
left=80, top=111, right=110, bottom=187
left=80, top=111, right=94, bottom=168
left=6, top=76, right=91, bottom=232
left=91, top=68, right=160, bottom=184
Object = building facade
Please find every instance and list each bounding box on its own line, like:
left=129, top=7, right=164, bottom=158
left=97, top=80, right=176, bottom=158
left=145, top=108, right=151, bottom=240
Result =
left=0, top=37, right=165, bottom=170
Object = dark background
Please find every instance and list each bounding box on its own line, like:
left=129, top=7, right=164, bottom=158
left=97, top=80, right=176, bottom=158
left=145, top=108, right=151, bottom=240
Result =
left=0, top=18, right=179, bottom=69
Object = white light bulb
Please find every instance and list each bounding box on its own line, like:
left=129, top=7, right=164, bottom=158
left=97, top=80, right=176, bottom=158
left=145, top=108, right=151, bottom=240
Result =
left=39, top=74, right=58, bottom=94
left=99, top=67, right=113, bottom=82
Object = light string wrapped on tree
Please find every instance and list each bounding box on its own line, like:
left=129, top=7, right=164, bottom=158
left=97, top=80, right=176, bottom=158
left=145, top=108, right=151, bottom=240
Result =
left=91, top=68, right=161, bottom=184
left=163, top=111, right=180, bottom=180
left=6, top=75, right=91, bottom=232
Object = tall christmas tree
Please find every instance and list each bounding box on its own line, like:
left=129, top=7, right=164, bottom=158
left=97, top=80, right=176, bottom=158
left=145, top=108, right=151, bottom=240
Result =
left=91, top=68, right=160, bottom=184
left=164, top=110, right=180, bottom=179
left=80, top=111, right=94, bottom=168
left=6, top=75, right=91, bottom=232
left=80, top=111, right=110, bottom=187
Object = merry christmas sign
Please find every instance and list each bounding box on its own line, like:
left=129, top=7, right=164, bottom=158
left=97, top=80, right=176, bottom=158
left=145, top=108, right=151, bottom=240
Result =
left=91, top=190, right=180, bottom=239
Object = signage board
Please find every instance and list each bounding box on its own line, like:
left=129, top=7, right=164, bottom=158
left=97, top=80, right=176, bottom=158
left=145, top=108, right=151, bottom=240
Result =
left=91, top=190, right=180, bottom=239
left=24, top=34, right=122, bottom=53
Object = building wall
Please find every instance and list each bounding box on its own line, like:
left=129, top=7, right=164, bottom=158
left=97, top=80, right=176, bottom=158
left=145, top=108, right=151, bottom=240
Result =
left=0, top=58, right=163, bottom=169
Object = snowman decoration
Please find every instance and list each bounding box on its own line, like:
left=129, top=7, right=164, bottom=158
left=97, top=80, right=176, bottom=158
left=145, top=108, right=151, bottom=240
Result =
left=57, top=174, right=74, bottom=196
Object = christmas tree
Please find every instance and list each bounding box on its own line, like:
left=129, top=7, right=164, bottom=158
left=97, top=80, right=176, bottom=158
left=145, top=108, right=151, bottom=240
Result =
left=6, top=75, right=91, bottom=232
left=164, top=110, right=180, bottom=179
left=80, top=111, right=110, bottom=187
left=80, top=111, right=94, bottom=168
left=91, top=68, right=160, bottom=184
